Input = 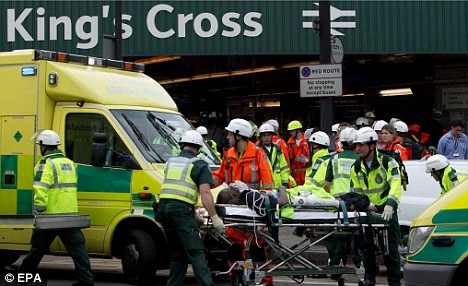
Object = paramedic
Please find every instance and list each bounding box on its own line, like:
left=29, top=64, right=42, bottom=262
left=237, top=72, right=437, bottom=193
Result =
left=19, top=130, right=94, bottom=286
left=287, top=120, right=310, bottom=186
left=350, top=127, right=402, bottom=286
left=425, top=154, right=468, bottom=196
left=325, top=128, right=361, bottom=268
left=257, top=123, right=290, bottom=188
left=157, top=130, right=224, bottom=286
left=212, top=118, right=274, bottom=285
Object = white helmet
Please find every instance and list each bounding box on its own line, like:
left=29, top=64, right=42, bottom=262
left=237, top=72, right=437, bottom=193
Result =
left=196, top=126, right=208, bottom=136
left=365, top=111, right=376, bottom=119
left=393, top=121, right=409, bottom=133
left=266, top=119, right=279, bottom=131
left=339, top=127, right=357, bottom=145
left=372, top=120, right=388, bottom=131
left=354, top=127, right=378, bottom=144
left=309, top=131, right=330, bottom=147
left=173, top=128, right=185, bottom=142
left=258, top=123, right=275, bottom=134
left=425, top=154, right=449, bottom=173
left=36, top=130, right=61, bottom=146
left=389, top=118, right=400, bottom=125
left=356, top=117, right=370, bottom=127
left=179, top=130, right=204, bottom=147
left=225, top=118, right=253, bottom=138
left=331, top=123, right=340, bottom=133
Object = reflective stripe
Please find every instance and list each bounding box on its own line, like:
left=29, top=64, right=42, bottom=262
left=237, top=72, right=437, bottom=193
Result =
left=33, top=204, right=47, bottom=212
left=292, top=168, right=307, bottom=173
left=351, top=188, right=362, bottom=193
left=262, top=183, right=273, bottom=189
left=161, top=188, right=197, bottom=202
left=364, top=188, right=384, bottom=194
left=292, top=157, right=304, bottom=162
left=388, top=194, right=400, bottom=204
left=34, top=181, right=50, bottom=188
left=280, top=165, right=289, bottom=172
left=250, top=160, right=256, bottom=184
left=247, top=183, right=259, bottom=189
left=162, top=179, right=197, bottom=190
left=47, top=158, right=59, bottom=187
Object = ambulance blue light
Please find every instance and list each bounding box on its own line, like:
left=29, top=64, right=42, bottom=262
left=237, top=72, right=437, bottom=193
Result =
left=22, top=67, right=37, bottom=76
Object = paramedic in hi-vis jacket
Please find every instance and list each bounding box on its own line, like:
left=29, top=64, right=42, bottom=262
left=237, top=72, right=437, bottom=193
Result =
left=212, top=118, right=274, bottom=286
left=156, top=130, right=224, bottom=286
left=350, top=127, right=402, bottom=286
left=19, top=130, right=94, bottom=286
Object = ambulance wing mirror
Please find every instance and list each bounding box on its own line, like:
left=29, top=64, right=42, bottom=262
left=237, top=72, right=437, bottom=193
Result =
left=91, top=132, right=107, bottom=167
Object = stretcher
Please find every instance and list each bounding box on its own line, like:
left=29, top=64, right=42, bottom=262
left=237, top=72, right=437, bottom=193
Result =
left=208, top=200, right=389, bottom=286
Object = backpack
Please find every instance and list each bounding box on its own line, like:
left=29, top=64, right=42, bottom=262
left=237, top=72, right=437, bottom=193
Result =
left=354, top=149, right=409, bottom=191
left=402, top=138, right=423, bottom=160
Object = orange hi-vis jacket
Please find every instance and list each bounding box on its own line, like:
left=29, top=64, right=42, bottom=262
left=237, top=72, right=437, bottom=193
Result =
left=386, top=138, right=409, bottom=160
left=212, top=141, right=274, bottom=190
left=287, top=136, right=311, bottom=186
left=273, top=135, right=290, bottom=163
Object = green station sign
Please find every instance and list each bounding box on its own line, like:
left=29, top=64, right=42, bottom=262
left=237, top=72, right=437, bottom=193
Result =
left=1, top=1, right=466, bottom=56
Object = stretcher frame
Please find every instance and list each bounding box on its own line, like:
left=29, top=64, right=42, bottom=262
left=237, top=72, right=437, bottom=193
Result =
left=210, top=202, right=389, bottom=286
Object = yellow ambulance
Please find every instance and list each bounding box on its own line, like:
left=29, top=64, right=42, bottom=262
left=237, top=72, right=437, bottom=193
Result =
left=0, top=49, right=221, bottom=283
left=404, top=178, right=468, bottom=286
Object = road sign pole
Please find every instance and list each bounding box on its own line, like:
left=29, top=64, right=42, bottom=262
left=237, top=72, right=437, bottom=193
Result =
left=319, top=1, right=335, bottom=133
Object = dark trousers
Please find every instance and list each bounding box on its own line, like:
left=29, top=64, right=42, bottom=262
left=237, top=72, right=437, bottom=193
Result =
left=156, top=200, right=214, bottom=286
left=19, top=228, right=94, bottom=286
left=363, top=213, right=401, bottom=286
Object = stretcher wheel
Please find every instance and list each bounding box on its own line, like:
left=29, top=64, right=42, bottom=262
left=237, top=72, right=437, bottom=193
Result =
left=358, top=281, right=365, bottom=286
left=338, top=277, right=345, bottom=286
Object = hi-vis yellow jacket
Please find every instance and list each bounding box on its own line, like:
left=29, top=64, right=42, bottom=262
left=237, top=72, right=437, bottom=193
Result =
left=257, top=143, right=290, bottom=188
left=160, top=156, right=201, bottom=205
left=350, top=150, right=402, bottom=208
left=33, top=150, right=78, bottom=214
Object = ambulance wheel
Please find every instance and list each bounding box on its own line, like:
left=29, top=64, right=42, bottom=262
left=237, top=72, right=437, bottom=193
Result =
left=0, top=250, right=21, bottom=267
left=122, top=229, right=157, bottom=285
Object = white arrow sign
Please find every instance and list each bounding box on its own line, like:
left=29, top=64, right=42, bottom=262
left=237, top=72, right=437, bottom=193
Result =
left=302, top=3, right=356, bottom=36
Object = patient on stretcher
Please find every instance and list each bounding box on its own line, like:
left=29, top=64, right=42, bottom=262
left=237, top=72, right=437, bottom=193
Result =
left=216, top=181, right=338, bottom=219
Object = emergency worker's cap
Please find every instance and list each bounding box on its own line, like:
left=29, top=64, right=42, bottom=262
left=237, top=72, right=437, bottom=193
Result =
left=258, top=123, right=275, bottom=134
left=287, top=120, right=302, bottom=131
left=196, top=126, right=208, bottom=136
left=339, top=127, right=357, bottom=145
left=36, top=130, right=61, bottom=146
left=425, top=154, right=449, bottom=173
left=393, top=121, right=409, bottom=133
left=354, top=127, right=378, bottom=144
left=226, top=118, right=253, bottom=138
left=179, top=130, right=204, bottom=147
left=372, top=120, right=388, bottom=131
left=309, top=131, right=330, bottom=147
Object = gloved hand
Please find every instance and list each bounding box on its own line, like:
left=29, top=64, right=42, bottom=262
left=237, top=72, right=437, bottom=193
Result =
left=382, top=205, right=394, bottom=221
left=211, top=214, right=225, bottom=234
left=229, top=180, right=249, bottom=193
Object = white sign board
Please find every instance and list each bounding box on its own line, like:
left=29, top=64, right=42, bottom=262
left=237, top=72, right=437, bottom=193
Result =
left=300, top=64, right=342, bottom=97
left=441, top=87, right=468, bottom=109
left=331, top=37, right=344, bottom=64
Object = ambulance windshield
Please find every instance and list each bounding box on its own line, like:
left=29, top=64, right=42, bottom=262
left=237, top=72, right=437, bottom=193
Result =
left=113, top=110, right=221, bottom=165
